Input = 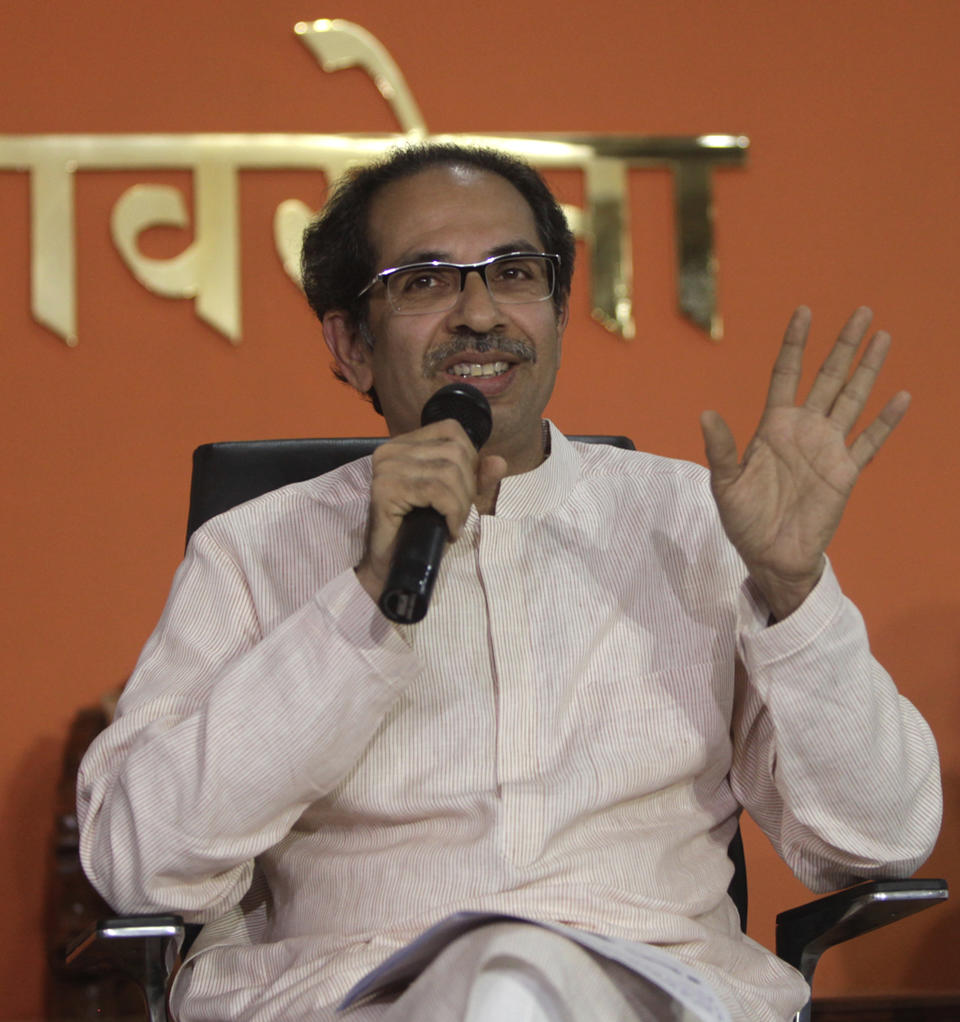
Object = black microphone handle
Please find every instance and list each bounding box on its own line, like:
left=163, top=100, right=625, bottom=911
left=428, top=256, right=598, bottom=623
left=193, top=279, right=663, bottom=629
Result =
left=377, top=506, right=448, bottom=624
left=378, top=383, right=491, bottom=624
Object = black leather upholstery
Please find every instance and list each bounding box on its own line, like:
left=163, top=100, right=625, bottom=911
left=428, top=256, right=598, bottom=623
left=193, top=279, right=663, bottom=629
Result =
left=186, top=435, right=636, bottom=543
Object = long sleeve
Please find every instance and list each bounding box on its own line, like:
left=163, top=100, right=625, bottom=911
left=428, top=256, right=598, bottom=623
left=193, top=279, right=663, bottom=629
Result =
left=74, top=432, right=944, bottom=1022
left=78, top=494, right=420, bottom=919
left=729, top=560, right=942, bottom=892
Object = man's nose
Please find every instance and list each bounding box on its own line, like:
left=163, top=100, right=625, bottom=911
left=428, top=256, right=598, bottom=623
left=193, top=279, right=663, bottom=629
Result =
left=444, top=269, right=506, bottom=333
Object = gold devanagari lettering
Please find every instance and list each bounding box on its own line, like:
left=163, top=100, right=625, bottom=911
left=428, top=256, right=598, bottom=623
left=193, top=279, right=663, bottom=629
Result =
left=0, top=20, right=748, bottom=347
left=29, top=152, right=78, bottom=346
left=584, top=156, right=635, bottom=339
left=295, top=19, right=427, bottom=138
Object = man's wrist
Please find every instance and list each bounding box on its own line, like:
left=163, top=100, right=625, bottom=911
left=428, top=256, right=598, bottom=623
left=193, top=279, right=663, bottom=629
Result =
left=749, top=558, right=825, bottom=622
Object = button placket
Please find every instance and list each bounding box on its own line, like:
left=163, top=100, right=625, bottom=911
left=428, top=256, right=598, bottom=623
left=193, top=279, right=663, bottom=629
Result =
left=477, top=513, right=543, bottom=866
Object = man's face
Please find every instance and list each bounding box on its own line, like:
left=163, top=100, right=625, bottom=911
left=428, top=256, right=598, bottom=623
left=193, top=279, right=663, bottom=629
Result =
left=326, top=164, right=568, bottom=473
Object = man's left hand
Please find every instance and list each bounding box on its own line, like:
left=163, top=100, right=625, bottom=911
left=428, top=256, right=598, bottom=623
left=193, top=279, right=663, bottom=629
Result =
left=700, top=306, right=910, bottom=621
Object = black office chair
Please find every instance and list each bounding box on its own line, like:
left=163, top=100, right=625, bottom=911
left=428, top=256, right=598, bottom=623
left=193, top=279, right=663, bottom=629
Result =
left=67, top=436, right=948, bottom=1022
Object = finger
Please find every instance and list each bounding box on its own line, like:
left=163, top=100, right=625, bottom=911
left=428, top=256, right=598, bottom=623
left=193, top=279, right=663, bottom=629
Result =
left=828, top=329, right=892, bottom=434
left=373, top=464, right=473, bottom=539
left=765, top=306, right=812, bottom=409
left=374, top=424, right=478, bottom=504
left=476, top=454, right=508, bottom=513
left=700, top=410, right=740, bottom=492
left=848, top=390, right=911, bottom=469
left=388, top=418, right=478, bottom=466
left=425, top=474, right=475, bottom=540
left=371, top=439, right=478, bottom=534
left=804, top=306, right=874, bottom=414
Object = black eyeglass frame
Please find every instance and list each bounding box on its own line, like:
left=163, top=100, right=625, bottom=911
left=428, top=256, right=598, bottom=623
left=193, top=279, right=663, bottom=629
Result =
left=357, top=251, right=561, bottom=314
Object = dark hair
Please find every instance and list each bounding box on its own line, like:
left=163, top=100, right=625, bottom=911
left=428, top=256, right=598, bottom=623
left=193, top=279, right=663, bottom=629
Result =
left=301, top=143, right=575, bottom=412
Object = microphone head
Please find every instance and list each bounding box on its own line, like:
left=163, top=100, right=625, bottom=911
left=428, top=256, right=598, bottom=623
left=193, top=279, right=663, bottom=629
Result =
left=420, top=383, right=492, bottom=451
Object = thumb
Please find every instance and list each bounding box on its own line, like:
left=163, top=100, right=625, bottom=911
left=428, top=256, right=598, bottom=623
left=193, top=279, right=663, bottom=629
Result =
left=700, top=410, right=740, bottom=491
left=477, top=454, right=509, bottom=508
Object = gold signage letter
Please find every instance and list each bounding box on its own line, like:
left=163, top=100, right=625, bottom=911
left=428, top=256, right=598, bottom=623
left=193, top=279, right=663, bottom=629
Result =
left=583, top=156, right=635, bottom=338
left=111, top=163, right=242, bottom=343
left=30, top=153, right=78, bottom=346
left=295, top=19, right=427, bottom=137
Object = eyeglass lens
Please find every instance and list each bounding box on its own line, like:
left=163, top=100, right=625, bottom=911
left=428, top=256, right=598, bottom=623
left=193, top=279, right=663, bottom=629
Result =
left=388, top=255, right=554, bottom=313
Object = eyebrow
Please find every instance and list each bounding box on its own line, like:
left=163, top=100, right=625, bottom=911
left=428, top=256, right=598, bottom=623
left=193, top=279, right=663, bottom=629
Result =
left=387, top=239, right=544, bottom=268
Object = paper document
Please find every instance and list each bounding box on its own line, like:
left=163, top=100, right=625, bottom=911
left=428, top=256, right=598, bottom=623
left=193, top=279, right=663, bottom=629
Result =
left=339, top=911, right=730, bottom=1022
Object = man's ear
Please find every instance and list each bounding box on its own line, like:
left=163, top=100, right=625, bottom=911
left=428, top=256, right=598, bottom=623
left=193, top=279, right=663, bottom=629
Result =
left=322, top=311, right=374, bottom=393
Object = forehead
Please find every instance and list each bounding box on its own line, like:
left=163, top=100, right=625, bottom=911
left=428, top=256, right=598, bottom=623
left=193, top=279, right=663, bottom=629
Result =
left=366, top=164, right=543, bottom=266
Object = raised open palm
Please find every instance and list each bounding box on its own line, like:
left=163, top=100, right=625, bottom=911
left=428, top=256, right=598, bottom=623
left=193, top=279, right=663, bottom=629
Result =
left=701, top=307, right=910, bottom=620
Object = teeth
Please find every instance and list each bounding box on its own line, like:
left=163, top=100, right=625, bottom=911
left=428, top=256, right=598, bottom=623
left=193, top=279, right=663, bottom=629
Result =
left=449, top=361, right=510, bottom=378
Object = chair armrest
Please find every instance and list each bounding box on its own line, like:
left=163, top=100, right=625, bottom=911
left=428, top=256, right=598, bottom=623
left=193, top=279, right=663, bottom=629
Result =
left=776, top=878, right=948, bottom=987
left=65, top=914, right=186, bottom=1022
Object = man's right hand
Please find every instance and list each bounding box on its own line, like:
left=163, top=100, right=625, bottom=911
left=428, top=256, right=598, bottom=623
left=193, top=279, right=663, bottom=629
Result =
left=354, top=419, right=508, bottom=605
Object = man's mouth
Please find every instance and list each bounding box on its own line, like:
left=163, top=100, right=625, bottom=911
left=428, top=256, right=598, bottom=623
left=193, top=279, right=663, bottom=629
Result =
left=422, top=334, right=537, bottom=379
left=447, top=360, right=511, bottom=379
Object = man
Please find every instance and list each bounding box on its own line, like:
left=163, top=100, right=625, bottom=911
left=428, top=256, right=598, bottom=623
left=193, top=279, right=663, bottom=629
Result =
left=77, top=144, right=941, bottom=1022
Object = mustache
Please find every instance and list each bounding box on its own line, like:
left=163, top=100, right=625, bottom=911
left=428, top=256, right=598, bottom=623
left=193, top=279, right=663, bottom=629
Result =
left=422, top=332, right=537, bottom=377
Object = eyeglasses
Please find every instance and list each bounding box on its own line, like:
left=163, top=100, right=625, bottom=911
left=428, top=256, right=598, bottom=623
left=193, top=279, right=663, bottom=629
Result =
left=358, top=251, right=561, bottom=315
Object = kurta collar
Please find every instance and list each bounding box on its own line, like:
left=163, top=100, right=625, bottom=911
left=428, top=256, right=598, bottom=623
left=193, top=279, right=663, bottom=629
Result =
left=490, top=421, right=579, bottom=519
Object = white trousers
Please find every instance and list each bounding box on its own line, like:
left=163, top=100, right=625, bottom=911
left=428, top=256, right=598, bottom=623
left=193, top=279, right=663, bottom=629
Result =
left=345, top=922, right=699, bottom=1022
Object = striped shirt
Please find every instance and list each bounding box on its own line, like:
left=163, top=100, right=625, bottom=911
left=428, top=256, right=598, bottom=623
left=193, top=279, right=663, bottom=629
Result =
left=77, top=424, right=941, bottom=1022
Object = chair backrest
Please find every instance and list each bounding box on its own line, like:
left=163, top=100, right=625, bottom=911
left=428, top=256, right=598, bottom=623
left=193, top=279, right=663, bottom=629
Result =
left=185, top=434, right=748, bottom=930
left=186, top=436, right=636, bottom=543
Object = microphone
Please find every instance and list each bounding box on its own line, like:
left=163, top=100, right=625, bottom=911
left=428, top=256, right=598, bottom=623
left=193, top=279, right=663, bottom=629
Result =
left=378, top=383, right=492, bottom=624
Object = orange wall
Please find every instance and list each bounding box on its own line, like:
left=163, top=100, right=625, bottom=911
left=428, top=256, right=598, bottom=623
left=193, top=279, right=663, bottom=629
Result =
left=2, top=2, right=957, bottom=1017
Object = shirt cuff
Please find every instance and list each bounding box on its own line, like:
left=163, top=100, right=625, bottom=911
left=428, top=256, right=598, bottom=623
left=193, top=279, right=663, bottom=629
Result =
left=315, top=568, right=420, bottom=689
left=736, top=556, right=846, bottom=668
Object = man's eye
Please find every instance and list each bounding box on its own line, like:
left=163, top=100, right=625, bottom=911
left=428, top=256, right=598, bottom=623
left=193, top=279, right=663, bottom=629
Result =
left=398, top=271, right=451, bottom=293
left=491, top=259, right=540, bottom=284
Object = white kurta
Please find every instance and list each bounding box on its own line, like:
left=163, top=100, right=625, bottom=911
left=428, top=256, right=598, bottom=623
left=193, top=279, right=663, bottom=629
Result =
left=77, top=425, right=941, bottom=1021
